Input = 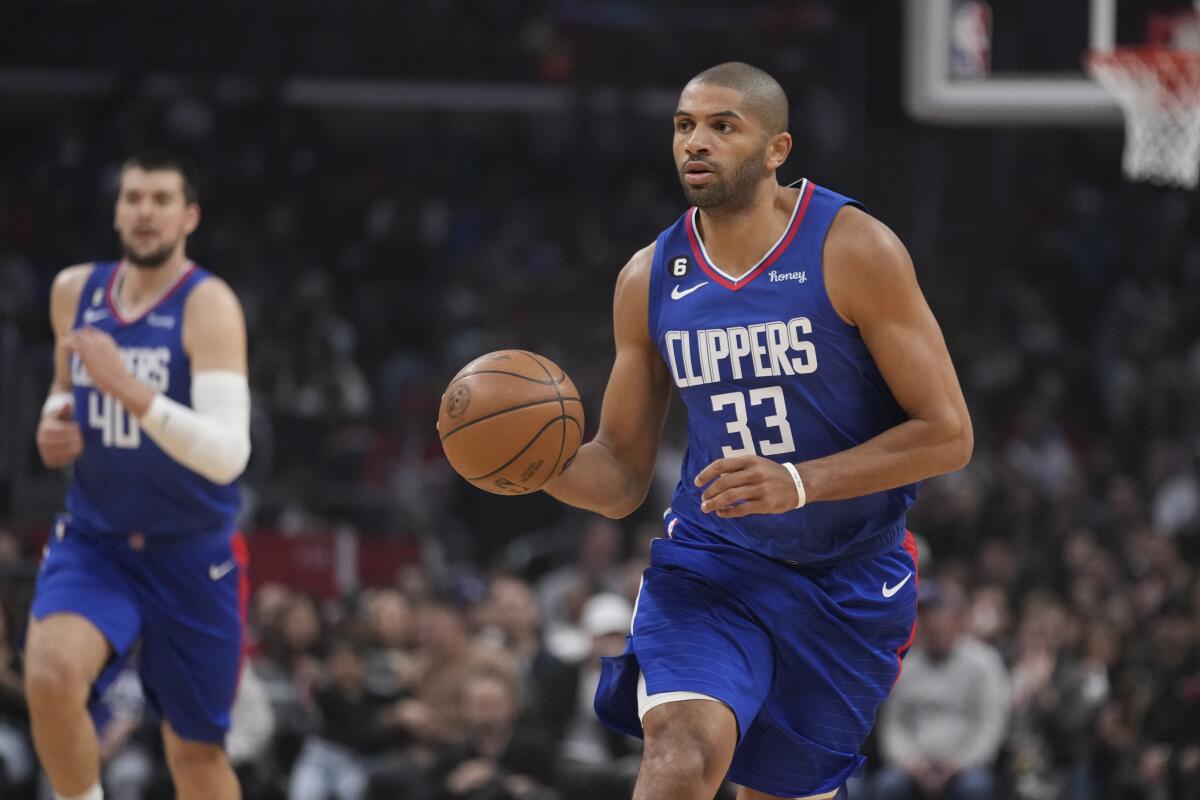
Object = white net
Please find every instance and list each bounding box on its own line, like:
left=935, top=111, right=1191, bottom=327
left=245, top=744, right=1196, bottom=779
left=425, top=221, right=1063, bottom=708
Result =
left=1088, top=50, right=1200, bottom=189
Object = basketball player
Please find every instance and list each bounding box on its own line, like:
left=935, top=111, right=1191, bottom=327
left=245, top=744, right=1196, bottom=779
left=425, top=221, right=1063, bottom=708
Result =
left=28, top=151, right=251, bottom=800
left=542, top=63, right=973, bottom=800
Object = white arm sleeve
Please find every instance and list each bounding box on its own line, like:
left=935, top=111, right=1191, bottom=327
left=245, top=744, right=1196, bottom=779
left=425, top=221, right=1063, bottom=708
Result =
left=138, top=370, right=251, bottom=485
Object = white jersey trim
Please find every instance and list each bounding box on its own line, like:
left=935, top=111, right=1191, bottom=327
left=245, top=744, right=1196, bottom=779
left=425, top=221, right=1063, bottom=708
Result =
left=688, top=178, right=807, bottom=284
left=109, top=260, right=195, bottom=324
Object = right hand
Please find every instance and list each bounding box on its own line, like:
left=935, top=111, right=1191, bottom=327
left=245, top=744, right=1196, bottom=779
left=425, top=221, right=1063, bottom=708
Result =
left=36, top=400, right=83, bottom=468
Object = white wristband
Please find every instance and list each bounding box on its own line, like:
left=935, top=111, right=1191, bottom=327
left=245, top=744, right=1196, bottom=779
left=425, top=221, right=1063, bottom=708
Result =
left=782, top=462, right=807, bottom=509
left=42, top=391, right=73, bottom=418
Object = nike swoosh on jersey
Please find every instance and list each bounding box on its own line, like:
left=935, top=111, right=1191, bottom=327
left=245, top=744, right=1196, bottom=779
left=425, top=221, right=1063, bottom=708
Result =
left=208, top=560, right=237, bottom=581
left=882, top=572, right=912, bottom=598
left=671, top=282, right=708, bottom=300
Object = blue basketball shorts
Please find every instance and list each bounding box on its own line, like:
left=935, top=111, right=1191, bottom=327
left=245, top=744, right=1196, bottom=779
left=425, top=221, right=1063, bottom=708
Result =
left=30, top=516, right=248, bottom=743
left=594, top=532, right=919, bottom=798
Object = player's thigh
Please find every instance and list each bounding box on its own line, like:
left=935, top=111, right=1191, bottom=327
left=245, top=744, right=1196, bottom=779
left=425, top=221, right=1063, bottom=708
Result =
left=27, top=521, right=141, bottom=698
left=632, top=563, right=775, bottom=731
left=23, top=613, right=112, bottom=699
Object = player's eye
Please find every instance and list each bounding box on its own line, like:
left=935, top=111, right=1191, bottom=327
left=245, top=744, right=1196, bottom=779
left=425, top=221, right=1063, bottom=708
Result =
left=715, top=122, right=734, bottom=133
left=676, top=120, right=692, bottom=133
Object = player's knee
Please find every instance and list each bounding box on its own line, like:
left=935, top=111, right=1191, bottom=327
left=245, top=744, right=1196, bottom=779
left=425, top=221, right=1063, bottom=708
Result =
left=23, top=647, right=90, bottom=710
left=642, top=704, right=733, bottom=786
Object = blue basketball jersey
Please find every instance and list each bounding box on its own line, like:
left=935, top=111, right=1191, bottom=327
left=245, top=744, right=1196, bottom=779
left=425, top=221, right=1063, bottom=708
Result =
left=649, top=180, right=917, bottom=564
left=67, top=260, right=241, bottom=539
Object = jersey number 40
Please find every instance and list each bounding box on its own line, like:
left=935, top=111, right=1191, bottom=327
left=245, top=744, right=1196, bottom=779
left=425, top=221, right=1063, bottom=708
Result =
left=710, top=385, right=795, bottom=457
left=88, top=391, right=140, bottom=449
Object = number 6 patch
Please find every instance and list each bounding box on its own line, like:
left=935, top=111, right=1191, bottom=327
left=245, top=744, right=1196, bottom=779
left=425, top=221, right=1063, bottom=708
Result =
left=669, top=256, right=690, bottom=278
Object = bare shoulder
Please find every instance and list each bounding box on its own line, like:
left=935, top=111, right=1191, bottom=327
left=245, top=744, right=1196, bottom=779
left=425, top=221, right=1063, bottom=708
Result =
left=185, top=275, right=244, bottom=315
left=50, top=263, right=95, bottom=303
left=823, top=205, right=918, bottom=326
left=615, top=241, right=657, bottom=292
left=611, top=242, right=658, bottom=344
left=183, top=276, right=247, bottom=369
left=49, top=263, right=95, bottom=333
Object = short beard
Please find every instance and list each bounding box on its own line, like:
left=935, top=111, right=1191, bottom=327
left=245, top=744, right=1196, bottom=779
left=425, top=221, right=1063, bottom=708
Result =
left=122, top=241, right=175, bottom=269
left=679, top=147, right=766, bottom=212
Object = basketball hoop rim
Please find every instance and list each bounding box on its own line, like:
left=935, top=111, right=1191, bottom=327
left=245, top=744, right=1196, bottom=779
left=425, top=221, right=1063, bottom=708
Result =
left=1087, top=46, right=1200, bottom=75
left=1087, top=46, right=1200, bottom=98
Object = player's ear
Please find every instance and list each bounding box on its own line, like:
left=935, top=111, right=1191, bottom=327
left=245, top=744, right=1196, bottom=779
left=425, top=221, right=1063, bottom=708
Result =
left=765, top=131, right=792, bottom=171
left=183, top=203, right=201, bottom=236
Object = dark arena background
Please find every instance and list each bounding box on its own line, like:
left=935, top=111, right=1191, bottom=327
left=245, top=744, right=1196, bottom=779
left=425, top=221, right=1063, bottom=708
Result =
left=2, top=2, right=1200, bottom=799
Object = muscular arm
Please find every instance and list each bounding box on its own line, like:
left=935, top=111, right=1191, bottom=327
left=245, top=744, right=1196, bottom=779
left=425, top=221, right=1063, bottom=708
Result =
left=136, top=278, right=250, bottom=484
left=542, top=245, right=673, bottom=518
left=180, top=277, right=249, bottom=375
left=795, top=206, right=972, bottom=502
left=697, top=207, right=972, bottom=515
left=34, top=265, right=91, bottom=468
left=46, top=265, right=92, bottom=395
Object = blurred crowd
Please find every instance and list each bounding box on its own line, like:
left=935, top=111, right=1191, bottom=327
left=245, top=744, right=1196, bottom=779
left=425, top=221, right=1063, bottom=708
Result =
left=2, top=3, right=1200, bottom=799
left=0, top=517, right=651, bottom=800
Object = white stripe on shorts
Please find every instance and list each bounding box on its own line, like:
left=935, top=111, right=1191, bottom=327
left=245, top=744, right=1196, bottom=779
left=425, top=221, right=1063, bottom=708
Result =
left=636, top=671, right=722, bottom=721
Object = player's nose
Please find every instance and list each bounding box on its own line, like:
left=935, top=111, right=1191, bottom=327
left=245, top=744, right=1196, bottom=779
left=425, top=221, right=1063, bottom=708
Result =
left=683, top=129, right=712, bottom=155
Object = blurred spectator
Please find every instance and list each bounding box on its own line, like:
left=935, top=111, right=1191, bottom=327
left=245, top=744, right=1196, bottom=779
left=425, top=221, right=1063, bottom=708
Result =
left=360, top=588, right=417, bottom=700
left=289, top=639, right=387, bottom=800
left=0, top=603, right=32, bottom=799
left=255, top=592, right=325, bottom=779
left=874, top=580, right=1010, bottom=800
left=431, top=668, right=557, bottom=800
left=229, top=664, right=279, bottom=797
left=384, top=601, right=517, bottom=750
left=539, top=518, right=625, bottom=661
left=479, top=575, right=575, bottom=740
left=557, top=594, right=639, bottom=800
left=95, top=669, right=152, bottom=800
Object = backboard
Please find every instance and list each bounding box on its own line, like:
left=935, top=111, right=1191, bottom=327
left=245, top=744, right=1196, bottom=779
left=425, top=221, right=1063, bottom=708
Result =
left=904, top=0, right=1199, bottom=126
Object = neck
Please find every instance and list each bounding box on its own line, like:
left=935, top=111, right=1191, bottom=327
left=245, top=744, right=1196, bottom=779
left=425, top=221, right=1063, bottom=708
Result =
left=117, top=251, right=190, bottom=312
left=695, top=180, right=798, bottom=279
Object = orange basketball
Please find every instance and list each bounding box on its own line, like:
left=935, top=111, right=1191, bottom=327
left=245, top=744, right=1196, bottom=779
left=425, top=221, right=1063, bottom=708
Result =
left=438, top=350, right=585, bottom=495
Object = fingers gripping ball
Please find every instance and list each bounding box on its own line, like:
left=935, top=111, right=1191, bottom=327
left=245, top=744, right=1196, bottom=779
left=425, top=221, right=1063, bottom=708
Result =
left=438, top=350, right=584, bottom=495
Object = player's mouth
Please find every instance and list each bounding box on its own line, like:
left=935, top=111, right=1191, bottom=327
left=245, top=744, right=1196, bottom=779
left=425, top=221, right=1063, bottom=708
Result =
left=683, top=161, right=716, bottom=185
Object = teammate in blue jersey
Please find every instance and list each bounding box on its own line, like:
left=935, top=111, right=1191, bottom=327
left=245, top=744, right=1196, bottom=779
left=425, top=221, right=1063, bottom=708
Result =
left=542, top=63, right=973, bottom=799
left=28, top=151, right=251, bottom=800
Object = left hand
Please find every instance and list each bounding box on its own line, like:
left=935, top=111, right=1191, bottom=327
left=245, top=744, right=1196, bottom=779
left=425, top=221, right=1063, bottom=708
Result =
left=63, top=327, right=133, bottom=397
left=694, top=455, right=802, bottom=517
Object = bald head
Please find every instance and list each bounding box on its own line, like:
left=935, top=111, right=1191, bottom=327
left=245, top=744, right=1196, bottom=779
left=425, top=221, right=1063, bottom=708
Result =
left=686, top=62, right=789, bottom=135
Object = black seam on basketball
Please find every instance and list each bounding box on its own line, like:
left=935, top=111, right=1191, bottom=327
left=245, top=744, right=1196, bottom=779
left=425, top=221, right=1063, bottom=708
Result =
left=440, top=397, right=566, bottom=441
left=519, top=350, right=566, bottom=384
left=545, top=413, right=583, bottom=483
left=522, top=352, right=569, bottom=483
left=448, top=369, right=563, bottom=386
left=466, top=415, right=572, bottom=481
